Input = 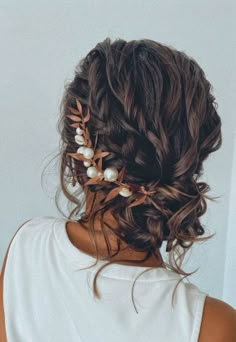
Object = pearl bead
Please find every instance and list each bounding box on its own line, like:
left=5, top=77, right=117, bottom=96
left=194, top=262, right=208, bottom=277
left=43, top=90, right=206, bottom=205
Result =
left=83, top=147, right=94, bottom=159
left=75, top=135, right=85, bottom=145
left=103, top=167, right=119, bottom=182
left=77, top=146, right=85, bottom=154
left=119, top=187, right=133, bottom=197
left=87, top=166, right=98, bottom=178
left=76, top=127, right=84, bottom=135
left=83, top=161, right=91, bottom=167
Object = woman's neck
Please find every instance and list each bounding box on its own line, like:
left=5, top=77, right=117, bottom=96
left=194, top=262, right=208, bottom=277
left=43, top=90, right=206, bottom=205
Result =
left=65, top=216, right=165, bottom=268
left=66, top=189, right=165, bottom=268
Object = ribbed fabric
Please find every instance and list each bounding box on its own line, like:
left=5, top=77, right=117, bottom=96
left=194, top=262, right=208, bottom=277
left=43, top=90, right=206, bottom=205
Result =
left=3, top=216, right=207, bottom=342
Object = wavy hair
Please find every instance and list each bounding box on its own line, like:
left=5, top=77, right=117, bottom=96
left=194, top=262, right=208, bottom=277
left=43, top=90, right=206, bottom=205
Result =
left=53, top=38, right=222, bottom=312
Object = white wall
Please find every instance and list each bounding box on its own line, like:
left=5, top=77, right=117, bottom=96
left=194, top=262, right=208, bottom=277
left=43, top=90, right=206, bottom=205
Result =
left=0, top=0, right=235, bottom=307
left=223, top=131, right=236, bottom=306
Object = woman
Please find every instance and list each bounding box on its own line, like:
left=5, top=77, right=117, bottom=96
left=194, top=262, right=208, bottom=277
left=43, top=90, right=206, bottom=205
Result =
left=1, top=38, right=235, bottom=341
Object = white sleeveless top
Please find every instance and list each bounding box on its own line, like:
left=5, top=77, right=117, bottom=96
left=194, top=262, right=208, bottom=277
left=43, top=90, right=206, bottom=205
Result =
left=3, top=216, right=207, bottom=342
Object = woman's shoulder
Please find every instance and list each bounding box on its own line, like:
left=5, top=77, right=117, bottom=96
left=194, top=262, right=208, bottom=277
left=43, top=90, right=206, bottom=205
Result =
left=198, top=296, right=236, bottom=342
left=12, top=216, right=58, bottom=237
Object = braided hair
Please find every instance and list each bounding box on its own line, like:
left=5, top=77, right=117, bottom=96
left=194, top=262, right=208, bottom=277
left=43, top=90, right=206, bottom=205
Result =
left=54, top=38, right=222, bottom=312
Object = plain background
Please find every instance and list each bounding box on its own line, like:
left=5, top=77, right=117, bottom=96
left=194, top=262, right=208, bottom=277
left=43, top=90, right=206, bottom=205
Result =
left=0, top=0, right=235, bottom=308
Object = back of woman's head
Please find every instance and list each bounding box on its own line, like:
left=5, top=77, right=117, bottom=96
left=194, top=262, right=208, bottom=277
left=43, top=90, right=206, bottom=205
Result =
left=57, top=37, right=222, bottom=284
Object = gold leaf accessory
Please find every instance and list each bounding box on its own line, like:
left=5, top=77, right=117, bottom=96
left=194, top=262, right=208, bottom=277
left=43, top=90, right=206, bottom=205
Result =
left=66, top=99, right=156, bottom=208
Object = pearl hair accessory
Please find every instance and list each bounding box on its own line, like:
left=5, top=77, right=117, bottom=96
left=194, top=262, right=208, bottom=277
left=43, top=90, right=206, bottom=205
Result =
left=66, top=98, right=156, bottom=208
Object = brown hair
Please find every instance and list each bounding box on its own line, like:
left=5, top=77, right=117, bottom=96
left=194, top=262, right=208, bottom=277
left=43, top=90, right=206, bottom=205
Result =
left=53, top=38, right=222, bottom=312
